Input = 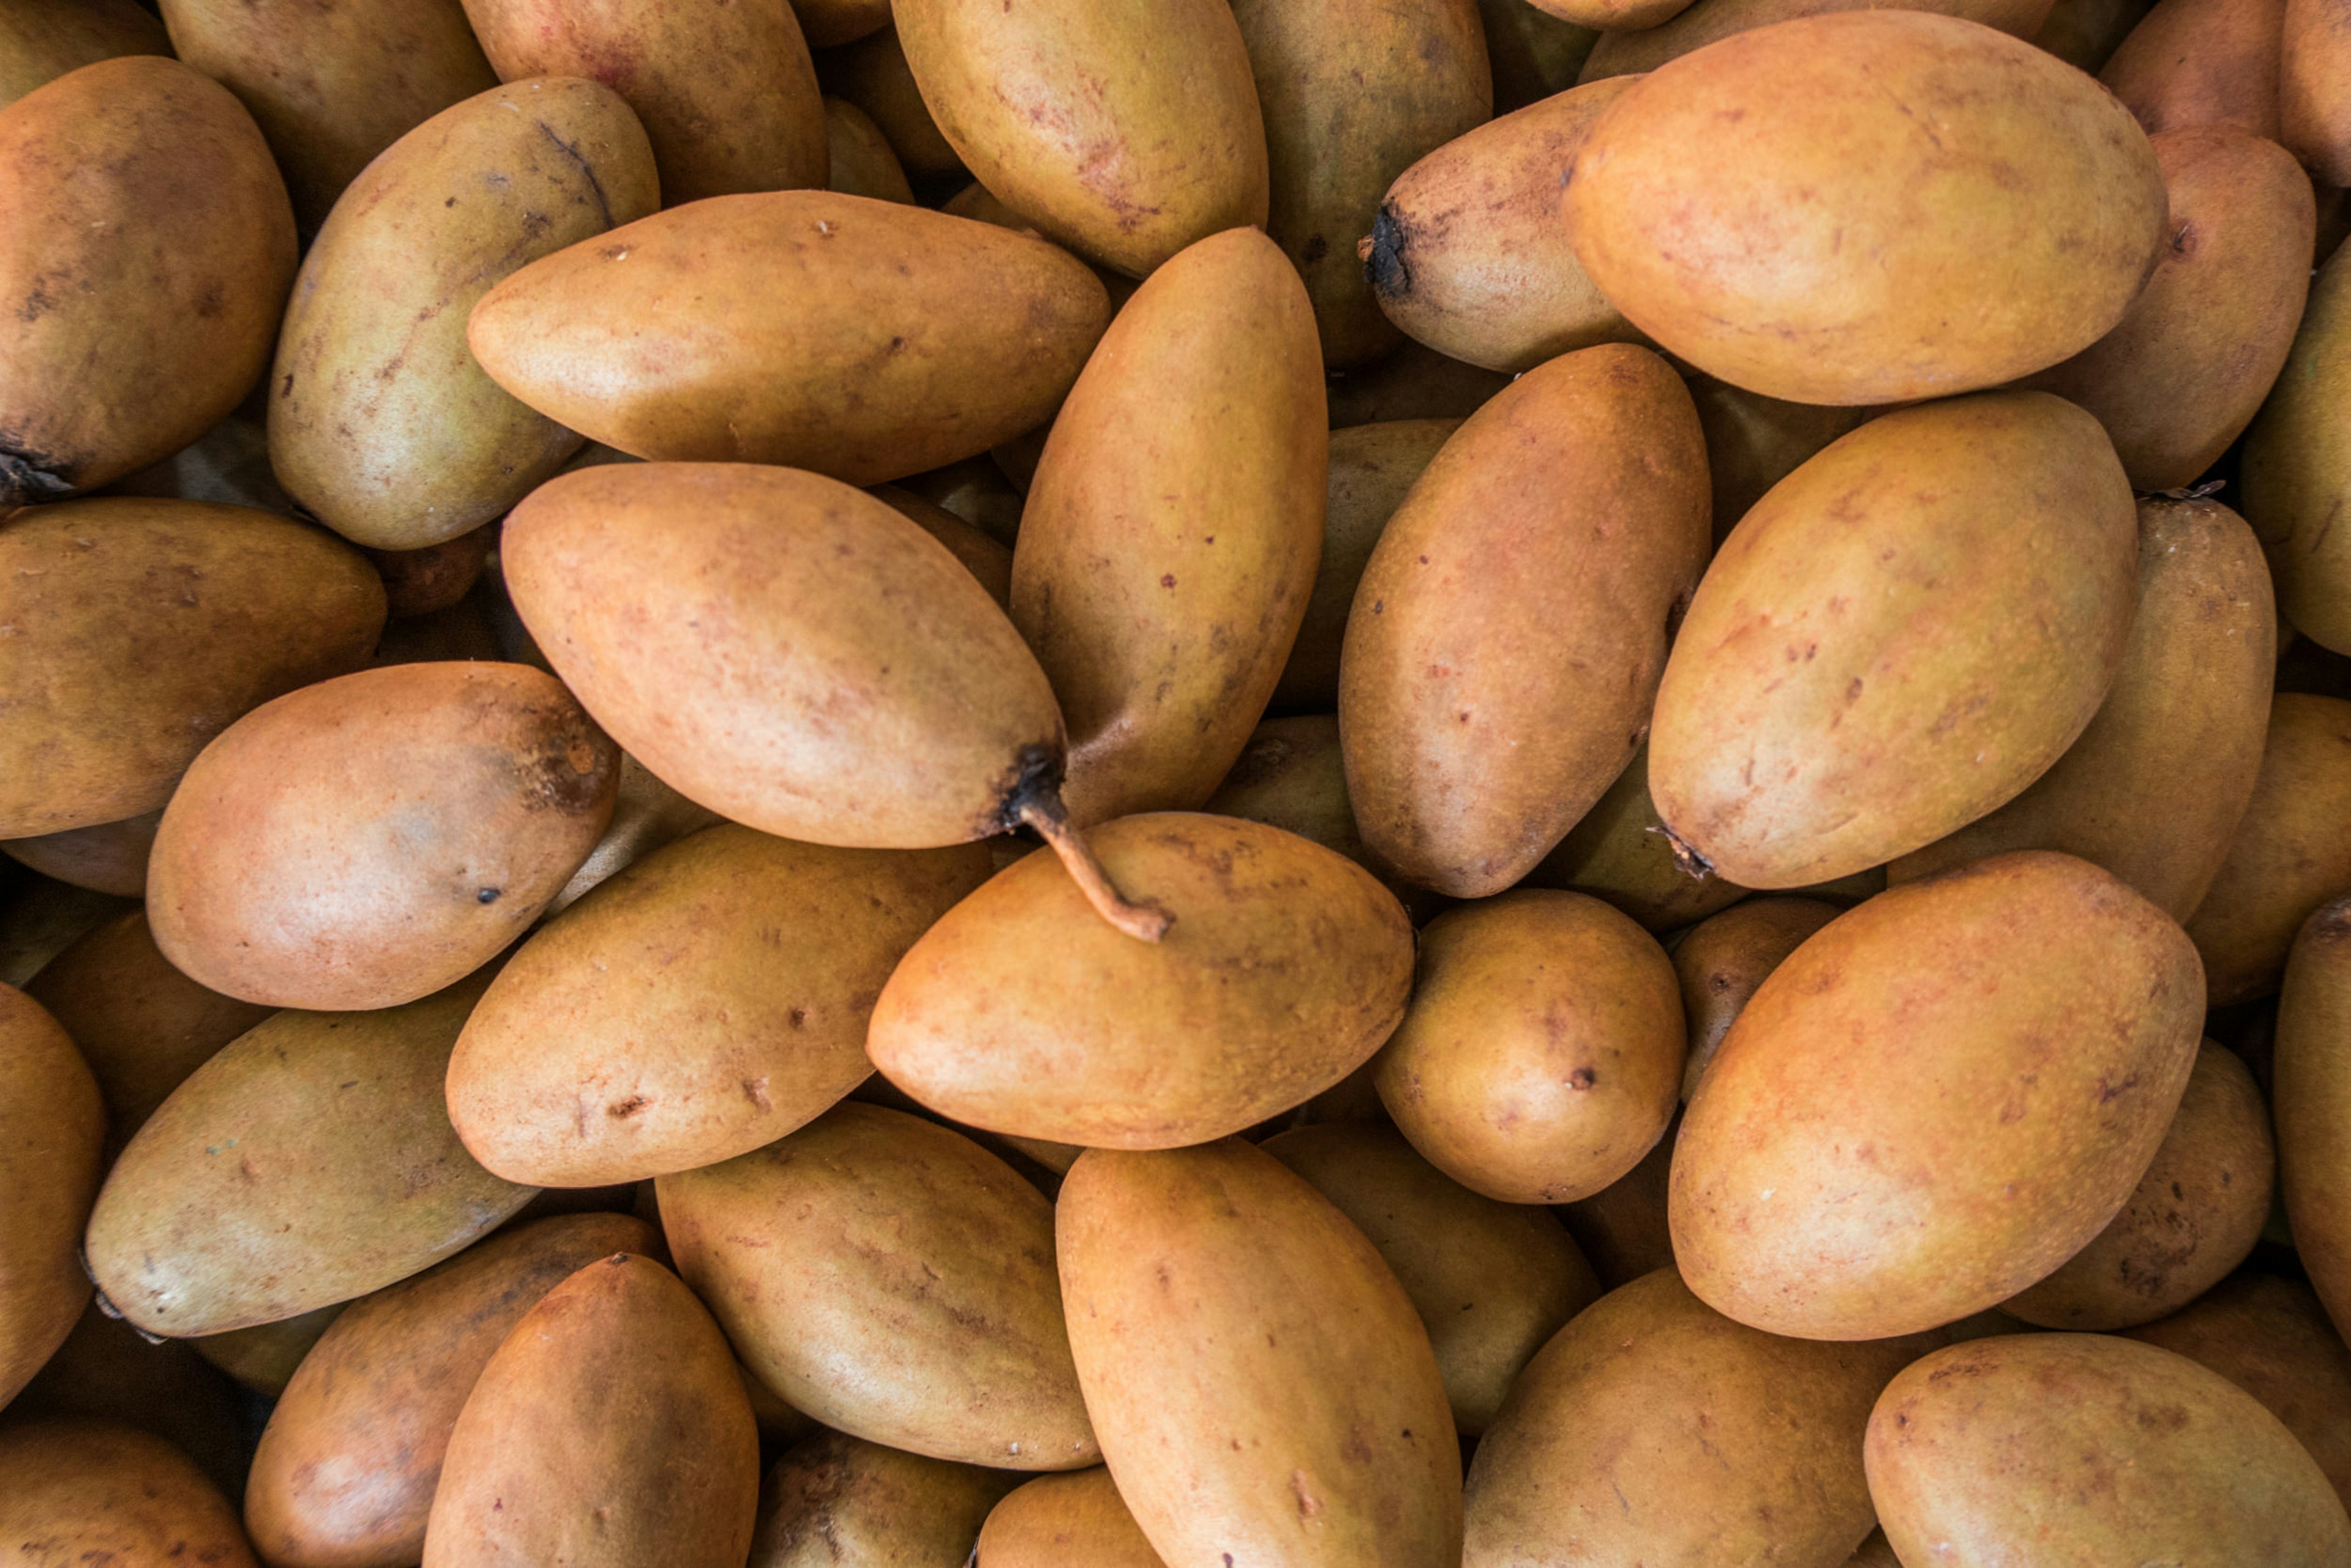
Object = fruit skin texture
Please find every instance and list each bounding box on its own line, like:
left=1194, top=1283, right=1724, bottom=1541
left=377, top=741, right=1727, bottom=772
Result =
left=1230, top=0, right=1491, bottom=367
left=2021, top=128, right=2313, bottom=493
left=1672, top=852, right=2207, bottom=1341
left=1057, top=1139, right=1462, bottom=1568
left=83, top=970, right=538, bottom=1339
left=1523, top=743, right=1753, bottom=933
left=1671, top=896, right=1842, bottom=1100
left=501, top=463, right=1063, bottom=850
left=270, top=79, right=659, bottom=553
left=0, top=1419, right=257, bottom=1568
left=2104, top=0, right=2283, bottom=140
left=1866, top=1335, right=2351, bottom=1566
left=1013, top=227, right=1326, bottom=828
left=658, top=1103, right=1096, bottom=1471
left=0, top=498, right=387, bottom=841
left=1465, top=1269, right=1932, bottom=1568
left=978, top=1469, right=1163, bottom=1568
left=1339, top=343, right=1709, bottom=899
left=754, top=1431, right=1019, bottom=1567
left=2277, top=896, right=2351, bottom=1347
left=461, top=0, right=824, bottom=203
left=0, top=56, right=295, bottom=506
left=421, top=1254, right=759, bottom=1568
left=0, top=0, right=167, bottom=110
left=469, top=193, right=1109, bottom=486
left=0, top=985, right=103, bottom=1408
left=1566, top=10, right=2166, bottom=405
left=2247, top=246, right=2351, bottom=656
left=2186, top=694, right=2351, bottom=1004
left=147, top=661, right=619, bottom=1012
left=794, top=0, right=891, bottom=50
left=1685, top=376, right=1867, bottom=544
left=1374, top=890, right=1685, bottom=1206
left=1364, top=75, right=1640, bottom=375
left=1889, top=497, right=2275, bottom=921
left=245, top=1212, right=660, bottom=1568
left=869, top=813, right=1415, bottom=1149
left=451, top=827, right=992, bottom=1188
left=1578, top=0, right=2055, bottom=78
left=2285, top=0, right=2351, bottom=182
left=1649, top=391, right=2140, bottom=890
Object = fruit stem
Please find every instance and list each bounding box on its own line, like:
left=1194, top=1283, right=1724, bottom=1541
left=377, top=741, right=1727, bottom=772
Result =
left=1015, top=796, right=1171, bottom=943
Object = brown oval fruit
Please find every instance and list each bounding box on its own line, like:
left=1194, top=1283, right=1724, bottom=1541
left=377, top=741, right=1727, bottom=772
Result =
left=0, top=809, right=159, bottom=898
left=2247, top=244, right=2351, bottom=656
left=7, top=1304, right=245, bottom=1499
left=1673, top=852, right=2207, bottom=1340
left=823, top=96, right=913, bottom=202
left=2285, top=0, right=2351, bottom=182
left=0, top=1419, right=256, bottom=1568
left=816, top=24, right=963, bottom=178
left=1670, top=896, right=1842, bottom=1100
left=1556, top=1111, right=1680, bottom=1289
left=978, top=1469, right=1163, bottom=1568
left=2277, top=896, right=2351, bottom=1343
left=1325, top=338, right=1511, bottom=427
left=1522, top=743, right=1753, bottom=932
left=872, top=485, right=1014, bottom=606
left=1578, top=0, right=2057, bottom=79
left=191, top=1304, right=345, bottom=1397
left=794, top=0, right=890, bottom=48
left=752, top=1432, right=1019, bottom=1567
left=542, top=752, right=725, bottom=919
left=0, top=985, right=103, bottom=1406
left=0, top=0, right=166, bottom=109
left=1480, top=0, right=1599, bottom=110
left=1685, top=377, right=1868, bottom=544
left=2103, top=0, right=2282, bottom=139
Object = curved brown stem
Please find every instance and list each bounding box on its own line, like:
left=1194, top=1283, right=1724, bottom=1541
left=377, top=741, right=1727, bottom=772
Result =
left=1016, top=797, right=1171, bottom=943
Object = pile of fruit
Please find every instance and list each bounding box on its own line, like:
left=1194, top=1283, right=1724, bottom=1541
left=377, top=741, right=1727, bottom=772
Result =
left=2, top=0, right=2349, bottom=1562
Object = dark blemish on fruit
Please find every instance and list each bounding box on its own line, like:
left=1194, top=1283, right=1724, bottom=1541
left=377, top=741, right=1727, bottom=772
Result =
left=477, top=887, right=501, bottom=905
left=1569, top=1067, right=1597, bottom=1089
left=607, top=1096, right=649, bottom=1119
left=1363, top=203, right=1411, bottom=298
left=1161, top=574, right=1177, bottom=588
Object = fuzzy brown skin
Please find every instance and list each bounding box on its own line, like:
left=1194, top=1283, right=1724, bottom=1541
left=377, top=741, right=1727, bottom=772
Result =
left=1684, top=378, right=1868, bottom=547
left=1262, top=1123, right=1602, bottom=1434
left=272, top=81, right=657, bottom=554
left=0, top=809, right=158, bottom=897
left=1479, top=0, right=1597, bottom=110
left=367, top=528, right=497, bottom=621
left=2186, top=695, right=2351, bottom=1003
left=1375, top=890, right=1684, bottom=1206
left=659, top=1103, right=1095, bottom=1470
left=1341, top=345, right=1708, bottom=898
left=1570, top=13, right=2161, bottom=405
left=978, top=1470, right=1163, bottom=1568
left=159, top=0, right=493, bottom=232
left=83, top=970, right=536, bottom=1338
left=1232, top=0, right=1488, bottom=367
left=24, top=910, right=270, bottom=1146
left=816, top=26, right=962, bottom=178
left=1326, top=339, right=1510, bottom=427
left=450, top=827, right=991, bottom=1187
left=1014, top=228, right=1326, bottom=827
left=1651, top=393, right=2139, bottom=890
left=192, top=1304, right=345, bottom=1396
left=2024, top=130, right=2313, bottom=492
left=0, top=986, right=102, bottom=1408
left=7, top=1305, right=244, bottom=1499
left=1058, top=1141, right=1462, bottom=1568
left=868, top=813, right=1414, bottom=1149
left=2246, top=249, right=2351, bottom=655
left=0, top=498, right=386, bottom=841
left=501, top=463, right=1065, bottom=849
left=146, top=662, right=618, bottom=1011
left=2285, top=0, right=2351, bottom=181
left=1366, top=77, right=1638, bottom=375
left=793, top=0, right=891, bottom=49
left=2278, top=897, right=2351, bottom=1346
left=1524, top=743, right=1753, bottom=932
left=1673, top=852, right=2206, bottom=1341
left=1466, top=1270, right=1932, bottom=1568
left=2004, top=1044, right=2274, bottom=1329
left=247, top=1214, right=659, bottom=1568
left=753, top=1432, right=1016, bottom=1567
left=1556, top=1111, right=1679, bottom=1289
left=470, top=193, right=1106, bottom=486
left=462, top=0, right=825, bottom=203
left=0, top=1419, right=256, bottom=1568
left=2126, top=1273, right=2351, bottom=1512
left=422, top=1255, right=759, bottom=1568
left=871, top=486, right=1013, bottom=605
left=1867, top=1336, right=2351, bottom=1564
left=541, top=753, right=722, bottom=918
left=823, top=97, right=913, bottom=203
left=2102, top=0, right=2282, bottom=138
left=1671, top=896, right=1842, bottom=1100
left=1891, top=498, right=2274, bottom=920
left=892, top=0, right=1265, bottom=278
left=1580, top=0, right=2055, bottom=78
left=0, top=0, right=165, bottom=108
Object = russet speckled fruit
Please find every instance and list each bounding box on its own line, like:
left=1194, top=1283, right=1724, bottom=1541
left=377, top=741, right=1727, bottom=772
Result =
left=0, top=1420, right=257, bottom=1568
left=1672, top=852, right=2206, bottom=1340
left=1523, top=743, right=1753, bottom=932
left=2286, top=0, right=2351, bottom=182
left=2104, top=0, right=2281, bottom=139
left=1685, top=377, right=1867, bottom=544
left=2247, top=245, right=2351, bottom=656
left=1567, top=10, right=2164, bottom=404
left=0, top=985, right=103, bottom=1407
left=2277, top=896, right=2351, bottom=1345
left=753, top=1432, right=1019, bottom=1567
left=1670, top=896, right=1841, bottom=1100
left=1577, top=0, right=2056, bottom=79
left=0, top=0, right=166, bottom=110
left=977, top=1469, right=1164, bottom=1568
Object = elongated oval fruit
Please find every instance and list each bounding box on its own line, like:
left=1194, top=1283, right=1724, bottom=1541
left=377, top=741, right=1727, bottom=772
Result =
left=0, top=1420, right=257, bottom=1568
left=1671, top=896, right=1840, bottom=1099
left=869, top=813, right=1414, bottom=1147
left=1366, top=76, right=1639, bottom=373
left=659, top=1102, right=1095, bottom=1469
left=819, top=24, right=963, bottom=178
left=84, top=971, right=537, bottom=1338
left=1013, top=227, right=1325, bottom=827
left=2024, top=128, right=2313, bottom=492
left=502, top=462, right=1163, bottom=939
left=1673, top=852, right=2205, bottom=1340
left=0, top=0, right=167, bottom=110
left=0, top=498, right=386, bottom=841
left=1468, top=1270, right=1930, bottom=1567
left=460, top=0, right=825, bottom=202
left=1687, top=375, right=1868, bottom=544
left=2277, top=896, right=2351, bottom=1346
left=544, top=751, right=724, bottom=918
left=756, top=1432, right=1019, bottom=1567
left=2285, top=0, right=2351, bottom=181
left=1059, top=1140, right=1461, bottom=1567
left=1567, top=10, right=2164, bottom=403
left=825, top=97, right=913, bottom=203
left=449, top=827, right=992, bottom=1186
left=271, top=79, right=658, bottom=552
left=1578, top=0, right=2055, bottom=79
left=0, top=55, right=294, bottom=505
left=470, top=193, right=1108, bottom=486
left=2247, top=245, right=2351, bottom=655
left=893, top=0, right=1266, bottom=277
left=422, top=1255, right=759, bottom=1568
left=1523, top=743, right=1752, bottom=932
left=1340, top=343, right=1708, bottom=898
left=1651, top=392, right=2139, bottom=890
left=247, top=1213, right=659, bottom=1568
left=197, top=1306, right=345, bottom=1398
left=1231, top=0, right=1490, bottom=366
left=1889, top=497, right=2274, bottom=920
left=795, top=0, right=891, bottom=48
left=0, top=986, right=102, bottom=1407
left=2, top=810, right=160, bottom=898
left=978, top=1469, right=1163, bottom=1568
left=148, top=662, right=620, bottom=1011
left=2105, top=0, right=2281, bottom=139
left=1867, top=1337, right=2351, bottom=1564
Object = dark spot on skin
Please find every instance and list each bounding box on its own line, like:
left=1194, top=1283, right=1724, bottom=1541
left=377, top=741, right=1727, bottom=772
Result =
left=1302, top=234, right=1329, bottom=264
left=1569, top=1067, right=1597, bottom=1089
left=0, top=432, right=73, bottom=507
left=280, top=372, right=295, bottom=398
left=1362, top=202, right=1412, bottom=299
left=887, top=336, right=907, bottom=355
left=477, top=887, right=501, bottom=904
left=534, top=121, right=613, bottom=227
left=788, top=1008, right=809, bottom=1027
left=607, top=1096, right=649, bottom=1119
left=1161, top=574, right=1177, bottom=588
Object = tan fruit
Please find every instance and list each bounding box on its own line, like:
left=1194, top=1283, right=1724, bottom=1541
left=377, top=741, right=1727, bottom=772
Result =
left=189, top=1304, right=345, bottom=1397
left=752, top=1433, right=1018, bottom=1566
left=1477, top=0, right=1599, bottom=110
left=2103, top=0, right=2282, bottom=138
left=1522, top=743, right=1753, bottom=932
left=0, top=809, right=159, bottom=897
left=0, top=985, right=103, bottom=1406
left=823, top=97, right=913, bottom=203
left=1685, top=377, right=1867, bottom=544
left=978, top=1469, right=1164, bottom=1568
left=1327, top=339, right=1511, bottom=427
left=543, top=752, right=725, bottom=918
left=1670, top=897, right=1842, bottom=1100
left=1579, top=0, right=2059, bottom=80
left=366, top=527, right=496, bottom=620
left=816, top=25, right=962, bottom=178
left=2278, top=897, right=2351, bottom=1343
left=792, top=0, right=890, bottom=49
left=0, top=1420, right=255, bottom=1568
left=0, top=0, right=166, bottom=110
left=873, top=484, right=1015, bottom=606
left=6, top=1305, right=244, bottom=1499
left=1556, top=1111, right=1679, bottom=1289
left=2285, top=0, right=2351, bottom=181
left=2033, top=0, right=2154, bottom=66
left=2248, top=247, right=2351, bottom=655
